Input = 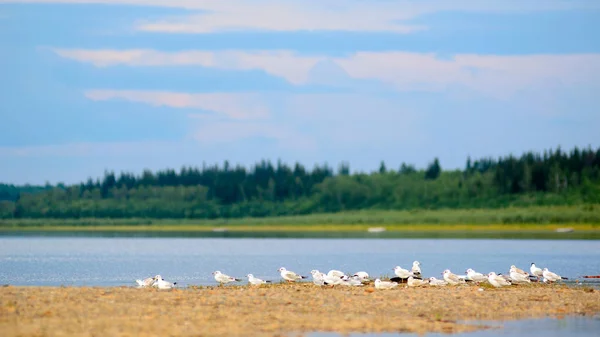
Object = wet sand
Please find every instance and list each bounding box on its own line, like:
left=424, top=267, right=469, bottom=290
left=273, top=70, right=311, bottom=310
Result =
left=1, top=283, right=599, bottom=336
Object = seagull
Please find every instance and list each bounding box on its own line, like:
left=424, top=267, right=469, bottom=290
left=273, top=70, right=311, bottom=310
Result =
left=352, top=271, right=370, bottom=281
left=340, top=275, right=364, bottom=287
left=327, top=270, right=346, bottom=278
left=247, top=274, right=271, bottom=285
left=278, top=267, right=307, bottom=282
left=530, top=263, right=544, bottom=281
left=135, top=275, right=156, bottom=288
left=323, top=272, right=345, bottom=286
left=311, top=270, right=326, bottom=286
left=152, top=275, right=177, bottom=289
left=509, top=266, right=531, bottom=284
left=212, top=271, right=241, bottom=285
left=374, top=279, right=398, bottom=290
left=510, top=265, right=529, bottom=277
left=393, top=266, right=414, bottom=279
left=442, top=269, right=465, bottom=285
left=428, top=277, right=448, bottom=286
left=488, top=272, right=512, bottom=287
left=411, top=261, right=422, bottom=278
left=542, top=268, right=567, bottom=283
left=407, top=276, right=426, bottom=287
left=465, top=268, right=488, bottom=283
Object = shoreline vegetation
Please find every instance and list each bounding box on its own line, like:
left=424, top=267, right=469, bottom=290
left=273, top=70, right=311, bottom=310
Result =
left=1, top=283, right=599, bottom=336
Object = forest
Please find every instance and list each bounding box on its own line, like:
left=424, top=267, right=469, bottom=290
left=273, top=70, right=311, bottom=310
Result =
left=0, top=146, right=599, bottom=220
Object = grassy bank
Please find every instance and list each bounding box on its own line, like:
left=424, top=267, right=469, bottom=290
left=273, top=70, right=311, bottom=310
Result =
left=1, top=284, right=599, bottom=337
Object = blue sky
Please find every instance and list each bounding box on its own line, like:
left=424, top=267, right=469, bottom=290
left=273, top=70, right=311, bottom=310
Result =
left=1, top=0, right=599, bottom=185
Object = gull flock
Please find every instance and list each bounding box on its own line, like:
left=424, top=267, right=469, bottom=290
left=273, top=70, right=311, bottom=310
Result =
left=135, top=261, right=568, bottom=290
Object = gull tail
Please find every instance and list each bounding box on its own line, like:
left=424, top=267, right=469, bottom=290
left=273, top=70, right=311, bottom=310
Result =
left=561, top=277, right=568, bottom=280
left=265, top=280, right=272, bottom=283
left=301, top=276, right=308, bottom=279
left=235, top=278, right=242, bottom=281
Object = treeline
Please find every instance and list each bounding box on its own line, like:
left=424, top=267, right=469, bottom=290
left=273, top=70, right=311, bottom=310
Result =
left=0, top=146, right=599, bottom=219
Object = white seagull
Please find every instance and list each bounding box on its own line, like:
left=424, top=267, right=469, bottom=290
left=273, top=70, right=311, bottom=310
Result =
left=509, top=266, right=531, bottom=284
left=327, top=270, right=346, bottom=278
left=488, top=272, right=512, bottom=287
left=341, top=275, right=364, bottom=286
left=212, top=271, right=242, bottom=285
left=466, top=268, right=488, bottom=283
left=407, top=276, right=426, bottom=287
left=530, top=263, right=544, bottom=280
left=510, top=265, right=529, bottom=277
left=152, top=275, right=177, bottom=289
left=247, top=274, right=271, bottom=285
left=442, top=269, right=465, bottom=285
left=374, top=279, right=398, bottom=290
left=311, top=270, right=326, bottom=286
left=411, top=261, right=422, bottom=278
left=352, top=271, right=370, bottom=281
left=393, top=266, right=414, bottom=279
left=135, top=275, right=156, bottom=288
left=428, top=277, right=448, bottom=286
left=278, top=267, right=307, bottom=282
left=542, top=268, right=567, bottom=283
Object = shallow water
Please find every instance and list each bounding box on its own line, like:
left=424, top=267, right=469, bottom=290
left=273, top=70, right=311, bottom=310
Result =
left=0, top=236, right=599, bottom=287
left=308, top=316, right=600, bottom=337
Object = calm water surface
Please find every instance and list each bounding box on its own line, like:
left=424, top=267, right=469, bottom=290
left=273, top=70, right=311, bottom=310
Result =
left=1, top=237, right=599, bottom=287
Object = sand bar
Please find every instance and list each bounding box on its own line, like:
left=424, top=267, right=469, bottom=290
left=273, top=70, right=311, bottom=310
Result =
left=1, top=283, right=599, bottom=336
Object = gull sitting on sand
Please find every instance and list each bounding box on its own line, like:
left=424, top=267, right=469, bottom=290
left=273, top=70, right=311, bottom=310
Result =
left=530, top=263, right=544, bottom=281
left=352, top=271, right=370, bottom=281
left=411, top=261, right=422, bottom=279
left=212, top=271, right=242, bottom=285
left=466, top=268, right=488, bottom=283
left=341, top=275, right=364, bottom=286
left=488, top=272, right=512, bottom=287
left=247, top=274, right=271, bottom=285
left=311, top=270, right=326, bottom=286
left=323, top=272, right=345, bottom=286
left=428, top=277, right=448, bottom=286
left=509, top=266, right=531, bottom=284
left=374, top=279, right=399, bottom=290
left=327, top=270, right=346, bottom=278
left=442, top=269, right=465, bottom=285
left=135, top=275, right=157, bottom=288
left=152, top=275, right=177, bottom=289
left=542, top=268, right=567, bottom=283
left=510, top=265, right=529, bottom=277
left=407, top=276, right=426, bottom=287
left=278, top=267, right=307, bottom=282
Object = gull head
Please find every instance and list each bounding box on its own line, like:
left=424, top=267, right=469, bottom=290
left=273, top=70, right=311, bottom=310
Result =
left=278, top=267, right=286, bottom=272
left=393, top=266, right=401, bottom=271
left=212, top=271, right=221, bottom=276
left=531, top=262, right=536, bottom=266
left=488, top=272, right=497, bottom=277
left=510, top=265, right=517, bottom=269
left=247, top=274, right=253, bottom=278
left=154, top=275, right=162, bottom=281
left=442, top=269, right=451, bottom=276
left=543, top=268, right=549, bottom=272
left=412, top=261, right=420, bottom=266
left=466, top=268, right=474, bottom=274
left=429, top=277, right=437, bottom=281
left=374, top=279, right=381, bottom=284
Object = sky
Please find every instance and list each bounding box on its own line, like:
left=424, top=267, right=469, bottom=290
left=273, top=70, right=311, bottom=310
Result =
left=1, top=0, right=599, bottom=185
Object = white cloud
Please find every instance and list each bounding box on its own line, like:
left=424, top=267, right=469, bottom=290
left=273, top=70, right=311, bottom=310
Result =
left=60, top=49, right=600, bottom=98
left=4, top=0, right=599, bottom=33
left=85, top=90, right=270, bottom=120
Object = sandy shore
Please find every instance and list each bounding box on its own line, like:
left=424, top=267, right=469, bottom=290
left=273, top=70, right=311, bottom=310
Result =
left=1, top=283, right=599, bottom=336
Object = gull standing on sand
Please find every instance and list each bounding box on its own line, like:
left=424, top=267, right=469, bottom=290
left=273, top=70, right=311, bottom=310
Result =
left=442, top=269, right=465, bottom=285
left=152, top=275, right=177, bottom=289
left=487, top=272, right=512, bottom=287
left=428, top=277, right=448, bottom=286
left=212, top=271, right=242, bottom=285
left=407, top=276, right=426, bottom=287
left=509, top=266, right=531, bottom=284
left=411, top=261, right=422, bottom=278
left=466, top=268, right=488, bottom=283
left=278, top=267, right=307, bottom=282
left=530, top=263, right=544, bottom=280
left=374, top=279, right=399, bottom=290
left=247, top=274, right=271, bottom=285
left=542, top=268, right=567, bottom=283
left=393, top=266, right=413, bottom=279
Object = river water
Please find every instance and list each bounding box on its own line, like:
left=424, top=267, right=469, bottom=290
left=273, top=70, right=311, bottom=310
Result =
left=0, top=236, right=598, bottom=287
